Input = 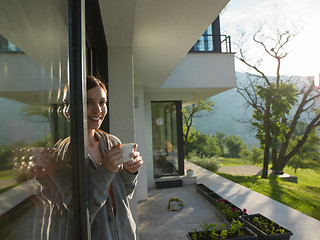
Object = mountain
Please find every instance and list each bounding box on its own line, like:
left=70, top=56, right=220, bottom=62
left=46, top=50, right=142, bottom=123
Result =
left=192, top=72, right=258, bottom=148
left=192, top=72, right=315, bottom=148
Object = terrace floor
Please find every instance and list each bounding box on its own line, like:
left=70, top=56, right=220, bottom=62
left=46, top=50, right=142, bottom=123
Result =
left=138, top=161, right=320, bottom=240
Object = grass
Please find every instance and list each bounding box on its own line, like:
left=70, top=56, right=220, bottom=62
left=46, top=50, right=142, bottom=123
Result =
left=0, top=169, right=15, bottom=180
left=219, top=157, right=248, bottom=166
left=214, top=158, right=320, bottom=221
left=0, top=169, right=17, bottom=194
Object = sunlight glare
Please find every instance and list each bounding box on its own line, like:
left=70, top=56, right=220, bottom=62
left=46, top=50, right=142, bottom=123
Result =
left=315, top=73, right=319, bottom=88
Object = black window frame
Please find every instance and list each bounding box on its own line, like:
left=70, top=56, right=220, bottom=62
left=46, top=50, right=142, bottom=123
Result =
left=69, top=0, right=109, bottom=239
left=151, top=100, right=185, bottom=177
left=68, top=0, right=89, bottom=239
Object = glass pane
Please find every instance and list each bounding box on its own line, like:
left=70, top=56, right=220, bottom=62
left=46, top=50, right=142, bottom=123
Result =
left=0, top=1, right=71, bottom=239
left=152, top=102, right=179, bottom=177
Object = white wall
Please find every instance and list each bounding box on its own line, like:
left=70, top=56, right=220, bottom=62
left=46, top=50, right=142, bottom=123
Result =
left=143, top=98, right=154, bottom=188
left=134, top=85, right=148, bottom=201
left=107, top=45, right=140, bottom=230
left=162, top=53, right=236, bottom=89
left=108, top=46, right=135, bottom=142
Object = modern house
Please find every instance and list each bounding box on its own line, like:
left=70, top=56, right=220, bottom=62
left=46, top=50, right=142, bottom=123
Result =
left=0, top=0, right=235, bottom=239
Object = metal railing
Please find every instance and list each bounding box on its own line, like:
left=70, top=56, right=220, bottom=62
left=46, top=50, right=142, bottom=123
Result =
left=189, top=34, right=232, bottom=53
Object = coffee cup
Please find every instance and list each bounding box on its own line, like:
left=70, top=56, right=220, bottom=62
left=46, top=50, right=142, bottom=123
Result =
left=121, top=143, right=135, bottom=162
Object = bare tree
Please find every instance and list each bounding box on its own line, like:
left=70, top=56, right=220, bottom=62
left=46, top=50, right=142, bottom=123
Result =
left=235, top=16, right=320, bottom=178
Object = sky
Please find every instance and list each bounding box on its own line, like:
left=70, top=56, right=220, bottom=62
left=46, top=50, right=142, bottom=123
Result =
left=220, top=0, right=320, bottom=79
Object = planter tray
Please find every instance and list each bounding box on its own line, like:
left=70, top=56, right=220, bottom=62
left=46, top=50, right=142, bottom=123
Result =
left=207, top=192, right=223, bottom=205
left=187, top=227, right=257, bottom=240
left=239, top=214, right=293, bottom=240
left=196, top=183, right=213, bottom=200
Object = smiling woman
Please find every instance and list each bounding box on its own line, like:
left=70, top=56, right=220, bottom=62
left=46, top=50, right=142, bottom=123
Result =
left=87, top=76, right=108, bottom=132
left=59, top=75, right=144, bottom=239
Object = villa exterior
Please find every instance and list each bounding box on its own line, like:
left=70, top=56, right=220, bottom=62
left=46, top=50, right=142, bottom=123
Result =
left=0, top=0, right=235, bottom=239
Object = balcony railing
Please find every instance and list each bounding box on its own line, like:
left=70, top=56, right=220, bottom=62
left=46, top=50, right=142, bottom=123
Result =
left=189, top=34, right=232, bottom=53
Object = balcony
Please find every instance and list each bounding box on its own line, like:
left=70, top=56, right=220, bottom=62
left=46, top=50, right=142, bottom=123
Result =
left=189, top=34, right=232, bottom=53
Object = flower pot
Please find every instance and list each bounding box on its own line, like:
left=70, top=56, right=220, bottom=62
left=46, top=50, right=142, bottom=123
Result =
left=239, top=214, right=293, bottom=240
left=216, top=199, right=246, bottom=222
left=187, top=227, right=258, bottom=240
left=187, top=170, right=194, bottom=177
left=168, top=201, right=183, bottom=211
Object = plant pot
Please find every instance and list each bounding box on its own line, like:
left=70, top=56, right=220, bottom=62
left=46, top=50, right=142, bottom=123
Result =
left=187, top=227, right=258, bottom=240
left=187, top=170, right=194, bottom=177
left=168, top=201, right=183, bottom=211
left=239, top=214, right=293, bottom=240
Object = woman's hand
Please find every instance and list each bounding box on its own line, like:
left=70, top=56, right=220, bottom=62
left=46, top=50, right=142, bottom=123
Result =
left=27, top=147, right=64, bottom=178
left=102, top=144, right=124, bottom=173
left=123, top=144, right=143, bottom=174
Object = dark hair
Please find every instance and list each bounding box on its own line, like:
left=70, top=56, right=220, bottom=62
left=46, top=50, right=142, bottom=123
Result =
left=87, top=75, right=107, bottom=95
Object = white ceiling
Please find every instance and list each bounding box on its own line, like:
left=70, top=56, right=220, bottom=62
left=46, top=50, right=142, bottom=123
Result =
left=99, top=0, right=231, bottom=97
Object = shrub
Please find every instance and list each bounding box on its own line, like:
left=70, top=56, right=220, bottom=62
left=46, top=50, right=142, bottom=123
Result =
left=187, top=153, right=220, bottom=172
left=249, top=144, right=263, bottom=165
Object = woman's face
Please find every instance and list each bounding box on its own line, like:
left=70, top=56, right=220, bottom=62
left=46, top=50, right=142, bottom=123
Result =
left=87, top=86, right=107, bottom=131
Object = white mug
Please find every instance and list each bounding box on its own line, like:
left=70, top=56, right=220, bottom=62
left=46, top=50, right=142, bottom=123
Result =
left=121, top=143, right=135, bottom=162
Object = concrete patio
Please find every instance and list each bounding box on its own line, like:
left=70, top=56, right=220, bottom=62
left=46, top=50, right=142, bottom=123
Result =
left=138, top=161, right=320, bottom=240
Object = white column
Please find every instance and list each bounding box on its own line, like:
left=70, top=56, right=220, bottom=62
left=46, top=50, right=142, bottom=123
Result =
left=134, top=85, right=148, bottom=201
left=108, top=46, right=135, bottom=142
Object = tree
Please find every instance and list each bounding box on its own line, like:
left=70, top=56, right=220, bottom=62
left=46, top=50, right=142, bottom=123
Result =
left=224, top=135, right=247, bottom=158
left=182, top=99, right=214, bottom=152
left=185, top=129, right=221, bottom=157
left=235, top=14, right=320, bottom=178
left=288, top=130, right=320, bottom=173
left=216, top=132, right=226, bottom=156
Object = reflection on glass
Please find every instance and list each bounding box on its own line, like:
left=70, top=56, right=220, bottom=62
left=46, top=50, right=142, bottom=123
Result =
left=152, top=102, right=179, bottom=177
left=0, top=1, right=70, bottom=239
left=194, top=25, right=213, bottom=52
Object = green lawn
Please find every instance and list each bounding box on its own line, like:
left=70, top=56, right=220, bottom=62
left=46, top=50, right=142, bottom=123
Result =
left=219, top=157, right=249, bottom=166
left=0, top=169, right=15, bottom=180
left=216, top=158, right=320, bottom=221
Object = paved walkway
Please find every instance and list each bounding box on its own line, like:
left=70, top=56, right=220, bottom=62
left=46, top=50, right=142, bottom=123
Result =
left=218, top=165, right=271, bottom=176
left=0, top=179, right=17, bottom=190
left=138, top=161, right=320, bottom=240
left=138, top=184, right=227, bottom=240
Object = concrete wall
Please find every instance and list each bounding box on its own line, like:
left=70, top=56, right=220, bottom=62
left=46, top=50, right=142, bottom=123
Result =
left=108, top=46, right=135, bottom=142
left=162, top=53, right=236, bottom=89
left=134, top=85, right=148, bottom=201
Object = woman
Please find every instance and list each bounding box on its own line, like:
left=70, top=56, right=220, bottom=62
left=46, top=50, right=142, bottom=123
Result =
left=31, top=75, right=143, bottom=240
left=82, top=75, right=143, bottom=240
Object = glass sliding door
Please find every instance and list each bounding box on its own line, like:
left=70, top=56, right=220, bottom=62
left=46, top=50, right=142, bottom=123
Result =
left=0, top=0, right=88, bottom=239
left=152, top=101, right=184, bottom=178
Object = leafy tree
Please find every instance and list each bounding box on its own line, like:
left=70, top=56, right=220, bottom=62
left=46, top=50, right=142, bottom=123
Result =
left=235, top=13, right=320, bottom=178
left=249, top=144, right=264, bottom=165
left=204, top=135, right=222, bottom=157
left=288, top=130, right=320, bottom=173
left=182, top=99, right=214, bottom=152
left=216, top=132, right=226, bottom=156
left=185, top=129, right=221, bottom=157
left=224, top=135, right=247, bottom=158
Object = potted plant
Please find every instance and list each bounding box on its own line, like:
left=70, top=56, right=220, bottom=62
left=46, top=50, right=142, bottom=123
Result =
left=239, top=214, right=293, bottom=240
left=168, top=196, right=184, bottom=211
left=187, top=169, right=194, bottom=177
left=187, top=219, right=257, bottom=240
left=216, top=199, right=247, bottom=222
